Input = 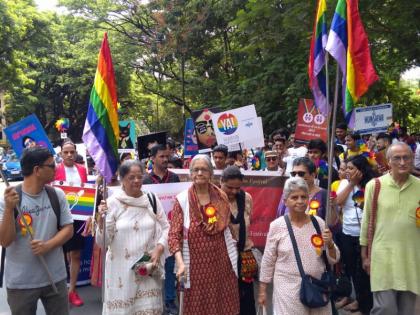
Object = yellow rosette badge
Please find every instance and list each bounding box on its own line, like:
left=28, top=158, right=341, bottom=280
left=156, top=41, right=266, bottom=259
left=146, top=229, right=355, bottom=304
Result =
left=308, top=200, right=320, bottom=216
left=204, top=205, right=217, bottom=224
left=18, top=213, right=34, bottom=236
left=311, top=234, right=324, bottom=256
left=416, top=207, right=420, bottom=228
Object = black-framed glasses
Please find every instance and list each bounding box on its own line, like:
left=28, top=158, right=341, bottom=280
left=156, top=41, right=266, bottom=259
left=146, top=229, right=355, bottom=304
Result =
left=266, top=157, right=277, bottom=162
left=290, top=171, right=306, bottom=177
left=39, top=163, right=56, bottom=169
left=195, top=120, right=214, bottom=135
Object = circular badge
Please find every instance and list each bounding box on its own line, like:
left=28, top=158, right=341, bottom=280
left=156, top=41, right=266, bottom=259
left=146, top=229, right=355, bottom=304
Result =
left=303, top=112, right=314, bottom=123
left=314, top=114, right=325, bottom=125
left=19, top=213, right=33, bottom=227
left=311, top=234, right=324, bottom=248
left=416, top=207, right=420, bottom=219
left=309, top=200, right=320, bottom=210
left=204, top=205, right=216, bottom=218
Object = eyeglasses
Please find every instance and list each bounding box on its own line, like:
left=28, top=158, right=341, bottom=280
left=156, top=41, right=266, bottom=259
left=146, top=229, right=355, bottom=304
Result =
left=39, top=163, right=56, bottom=169
left=192, top=168, right=210, bottom=174
left=195, top=121, right=214, bottom=135
left=266, top=157, right=277, bottom=162
left=290, top=171, right=306, bottom=177
left=390, top=155, right=412, bottom=163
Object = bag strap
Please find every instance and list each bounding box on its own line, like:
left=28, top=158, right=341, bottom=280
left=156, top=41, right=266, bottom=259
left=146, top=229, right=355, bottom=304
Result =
left=284, top=215, right=306, bottom=279
left=233, top=190, right=246, bottom=252
left=368, top=178, right=381, bottom=259
left=309, top=215, right=331, bottom=273
left=147, top=192, right=157, bottom=214
left=45, top=185, right=61, bottom=231
left=0, top=184, right=61, bottom=288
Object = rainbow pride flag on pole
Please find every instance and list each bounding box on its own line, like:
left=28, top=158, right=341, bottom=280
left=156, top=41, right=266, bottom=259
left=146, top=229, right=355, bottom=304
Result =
left=82, top=33, right=119, bottom=183
left=308, top=0, right=328, bottom=116
left=326, top=0, right=378, bottom=128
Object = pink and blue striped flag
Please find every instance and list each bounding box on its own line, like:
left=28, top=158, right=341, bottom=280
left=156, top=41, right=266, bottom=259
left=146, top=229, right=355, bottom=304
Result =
left=82, top=33, right=119, bottom=183
left=308, top=0, right=328, bottom=116
left=326, top=0, right=378, bottom=128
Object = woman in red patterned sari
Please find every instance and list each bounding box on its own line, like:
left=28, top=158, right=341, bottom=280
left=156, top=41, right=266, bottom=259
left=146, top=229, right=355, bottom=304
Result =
left=168, top=154, right=240, bottom=315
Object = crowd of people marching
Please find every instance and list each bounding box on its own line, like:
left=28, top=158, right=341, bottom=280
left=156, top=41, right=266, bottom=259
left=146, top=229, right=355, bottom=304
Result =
left=0, top=123, right=419, bottom=315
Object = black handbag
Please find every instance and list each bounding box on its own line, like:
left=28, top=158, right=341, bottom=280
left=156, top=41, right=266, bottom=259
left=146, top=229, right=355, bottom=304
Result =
left=285, top=215, right=334, bottom=308
left=332, top=264, right=352, bottom=298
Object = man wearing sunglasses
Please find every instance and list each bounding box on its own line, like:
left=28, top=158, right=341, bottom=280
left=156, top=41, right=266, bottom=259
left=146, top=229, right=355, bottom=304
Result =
left=0, top=146, right=74, bottom=314
left=263, top=151, right=283, bottom=174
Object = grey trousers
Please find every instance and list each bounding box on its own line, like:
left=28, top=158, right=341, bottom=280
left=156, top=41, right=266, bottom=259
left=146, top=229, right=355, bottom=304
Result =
left=7, top=280, right=69, bottom=315
left=370, top=290, right=417, bottom=315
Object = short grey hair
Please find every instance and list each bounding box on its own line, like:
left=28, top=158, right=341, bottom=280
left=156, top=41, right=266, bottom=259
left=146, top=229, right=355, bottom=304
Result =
left=119, top=160, right=144, bottom=179
left=386, top=142, right=413, bottom=160
left=189, top=154, right=214, bottom=176
left=282, top=177, right=309, bottom=200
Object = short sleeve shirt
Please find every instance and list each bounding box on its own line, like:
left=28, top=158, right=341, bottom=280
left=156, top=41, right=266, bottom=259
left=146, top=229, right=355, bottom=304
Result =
left=0, top=187, right=73, bottom=289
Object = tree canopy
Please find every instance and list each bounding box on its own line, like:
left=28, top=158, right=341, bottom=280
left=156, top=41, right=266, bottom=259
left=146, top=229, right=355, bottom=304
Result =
left=1, top=0, right=419, bottom=143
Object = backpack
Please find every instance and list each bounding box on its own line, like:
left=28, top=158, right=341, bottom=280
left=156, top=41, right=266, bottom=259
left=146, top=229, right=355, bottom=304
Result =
left=0, top=184, right=61, bottom=287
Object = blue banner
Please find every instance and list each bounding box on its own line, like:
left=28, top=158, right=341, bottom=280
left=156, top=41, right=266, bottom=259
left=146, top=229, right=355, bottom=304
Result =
left=4, top=114, right=55, bottom=158
left=183, top=118, right=198, bottom=158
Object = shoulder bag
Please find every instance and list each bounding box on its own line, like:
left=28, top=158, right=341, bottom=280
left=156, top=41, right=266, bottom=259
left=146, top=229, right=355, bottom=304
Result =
left=232, top=190, right=258, bottom=282
left=284, top=215, right=333, bottom=308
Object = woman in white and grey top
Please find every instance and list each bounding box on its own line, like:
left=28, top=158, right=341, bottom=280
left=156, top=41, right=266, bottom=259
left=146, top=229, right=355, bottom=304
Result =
left=336, top=154, right=378, bottom=314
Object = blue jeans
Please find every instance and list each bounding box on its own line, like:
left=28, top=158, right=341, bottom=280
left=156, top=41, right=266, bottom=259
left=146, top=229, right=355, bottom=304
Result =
left=164, top=255, right=176, bottom=302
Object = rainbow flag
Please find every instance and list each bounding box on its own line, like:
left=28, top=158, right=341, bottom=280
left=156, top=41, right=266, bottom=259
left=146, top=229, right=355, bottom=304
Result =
left=53, top=184, right=97, bottom=220
left=308, top=0, right=328, bottom=116
left=82, top=33, right=119, bottom=183
left=326, top=0, right=378, bottom=128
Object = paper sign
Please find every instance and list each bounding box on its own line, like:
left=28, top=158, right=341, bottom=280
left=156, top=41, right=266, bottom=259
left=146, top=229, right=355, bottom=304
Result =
left=191, top=107, right=220, bottom=153
left=294, top=99, right=327, bottom=143
left=118, top=120, right=137, bottom=149
left=4, top=114, right=55, bottom=158
left=212, top=105, right=262, bottom=148
left=354, top=103, right=393, bottom=134
left=227, top=117, right=265, bottom=151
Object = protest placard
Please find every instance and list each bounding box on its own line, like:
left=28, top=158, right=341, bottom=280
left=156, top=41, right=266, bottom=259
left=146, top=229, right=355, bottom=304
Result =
left=354, top=103, right=393, bottom=134
left=118, top=120, right=137, bottom=150
left=52, top=182, right=97, bottom=221
left=212, top=105, right=264, bottom=150
left=191, top=107, right=220, bottom=153
left=4, top=114, right=55, bottom=157
left=183, top=118, right=198, bottom=158
left=294, top=99, right=328, bottom=143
